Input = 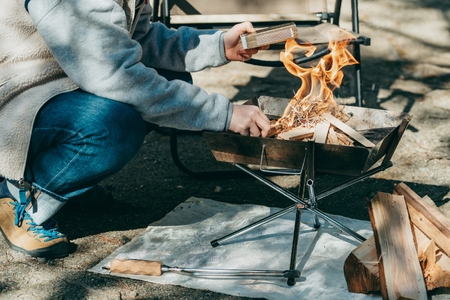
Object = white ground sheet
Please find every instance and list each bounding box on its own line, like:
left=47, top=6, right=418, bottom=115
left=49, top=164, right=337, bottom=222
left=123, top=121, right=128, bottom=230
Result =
left=90, top=197, right=381, bottom=299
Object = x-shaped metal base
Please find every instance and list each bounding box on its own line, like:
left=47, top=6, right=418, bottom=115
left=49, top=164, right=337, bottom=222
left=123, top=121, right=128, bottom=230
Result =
left=210, top=141, right=393, bottom=285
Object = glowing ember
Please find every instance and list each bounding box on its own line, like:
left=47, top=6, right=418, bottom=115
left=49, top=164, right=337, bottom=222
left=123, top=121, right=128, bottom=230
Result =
left=272, top=28, right=359, bottom=135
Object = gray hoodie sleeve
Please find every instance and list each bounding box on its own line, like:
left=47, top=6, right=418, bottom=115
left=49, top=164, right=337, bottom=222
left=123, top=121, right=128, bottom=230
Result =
left=27, top=0, right=233, bottom=132
left=132, top=5, right=230, bottom=72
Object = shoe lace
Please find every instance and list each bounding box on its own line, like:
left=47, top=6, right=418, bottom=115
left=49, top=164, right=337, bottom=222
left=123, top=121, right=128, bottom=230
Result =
left=11, top=201, right=66, bottom=242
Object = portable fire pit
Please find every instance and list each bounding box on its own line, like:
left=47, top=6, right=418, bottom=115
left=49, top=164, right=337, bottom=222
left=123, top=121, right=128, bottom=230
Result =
left=205, top=96, right=411, bottom=177
left=202, top=95, right=411, bottom=286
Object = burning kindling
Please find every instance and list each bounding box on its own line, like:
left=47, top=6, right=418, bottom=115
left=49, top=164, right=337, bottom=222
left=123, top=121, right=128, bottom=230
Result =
left=269, top=28, right=371, bottom=147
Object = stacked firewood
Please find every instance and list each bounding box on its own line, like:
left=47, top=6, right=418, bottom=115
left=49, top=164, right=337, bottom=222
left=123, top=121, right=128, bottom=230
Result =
left=344, top=183, right=450, bottom=299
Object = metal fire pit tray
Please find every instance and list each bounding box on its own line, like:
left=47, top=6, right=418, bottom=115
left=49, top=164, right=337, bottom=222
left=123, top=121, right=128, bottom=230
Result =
left=203, top=96, right=412, bottom=177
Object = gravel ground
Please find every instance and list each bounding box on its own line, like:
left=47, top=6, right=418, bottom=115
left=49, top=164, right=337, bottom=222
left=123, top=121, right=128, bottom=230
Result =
left=1, top=0, right=450, bottom=299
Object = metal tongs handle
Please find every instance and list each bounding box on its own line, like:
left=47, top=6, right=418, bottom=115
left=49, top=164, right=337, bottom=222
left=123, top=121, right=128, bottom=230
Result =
left=107, top=259, right=300, bottom=279
left=164, top=266, right=299, bottom=278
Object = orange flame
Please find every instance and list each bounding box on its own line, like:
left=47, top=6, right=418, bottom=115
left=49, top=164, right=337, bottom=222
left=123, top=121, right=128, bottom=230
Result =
left=276, top=28, right=359, bottom=130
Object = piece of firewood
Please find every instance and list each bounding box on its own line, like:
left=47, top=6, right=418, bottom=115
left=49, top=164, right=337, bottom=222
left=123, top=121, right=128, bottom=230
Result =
left=368, top=192, right=427, bottom=300
left=267, top=123, right=283, bottom=137
left=425, top=251, right=450, bottom=290
left=343, top=235, right=381, bottom=293
left=344, top=191, right=450, bottom=293
left=277, top=127, right=314, bottom=140
left=422, top=195, right=436, bottom=207
left=327, top=127, right=339, bottom=145
left=336, top=132, right=354, bottom=146
left=324, top=113, right=375, bottom=148
left=312, top=121, right=330, bottom=144
left=415, top=227, right=436, bottom=271
left=344, top=227, right=447, bottom=294
left=414, top=226, right=450, bottom=290
left=394, top=182, right=450, bottom=258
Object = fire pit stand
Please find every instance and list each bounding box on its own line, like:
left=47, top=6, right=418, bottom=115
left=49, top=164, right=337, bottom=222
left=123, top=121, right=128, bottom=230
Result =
left=209, top=140, right=393, bottom=285
left=202, top=96, right=411, bottom=286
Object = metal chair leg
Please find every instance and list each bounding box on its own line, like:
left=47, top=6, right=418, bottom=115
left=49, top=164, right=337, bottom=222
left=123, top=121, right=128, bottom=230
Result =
left=169, top=129, right=246, bottom=179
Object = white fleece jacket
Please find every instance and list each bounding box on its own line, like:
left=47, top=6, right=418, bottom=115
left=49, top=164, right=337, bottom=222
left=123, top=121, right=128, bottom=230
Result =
left=0, top=0, right=233, bottom=181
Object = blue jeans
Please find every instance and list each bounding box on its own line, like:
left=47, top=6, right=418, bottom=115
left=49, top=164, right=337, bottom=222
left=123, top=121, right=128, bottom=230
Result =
left=27, top=90, right=147, bottom=199
left=7, top=90, right=147, bottom=224
left=7, top=70, right=191, bottom=225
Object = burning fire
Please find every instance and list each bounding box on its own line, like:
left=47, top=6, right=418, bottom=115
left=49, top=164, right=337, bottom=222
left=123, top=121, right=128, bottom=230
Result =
left=271, top=28, right=359, bottom=135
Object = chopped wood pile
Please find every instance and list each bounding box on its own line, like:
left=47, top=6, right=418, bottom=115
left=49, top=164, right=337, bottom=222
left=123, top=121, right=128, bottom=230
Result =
left=344, top=183, right=450, bottom=299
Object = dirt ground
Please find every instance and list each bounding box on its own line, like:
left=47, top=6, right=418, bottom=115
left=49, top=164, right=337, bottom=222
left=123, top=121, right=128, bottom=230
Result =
left=1, top=0, right=450, bottom=299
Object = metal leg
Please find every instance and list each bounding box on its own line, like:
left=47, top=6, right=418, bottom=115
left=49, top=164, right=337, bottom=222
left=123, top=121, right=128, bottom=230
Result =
left=211, top=204, right=297, bottom=247
left=315, top=162, right=393, bottom=201
left=287, top=204, right=304, bottom=286
left=209, top=157, right=394, bottom=283
left=307, top=180, right=320, bottom=229
left=208, top=142, right=397, bottom=285
left=306, top=141, right=320, bottom=228
left=210, top=152, right=304, bottom=248
left=211, top=163, right=392, bottom=247
left=228, top=163, right=366, bottom=242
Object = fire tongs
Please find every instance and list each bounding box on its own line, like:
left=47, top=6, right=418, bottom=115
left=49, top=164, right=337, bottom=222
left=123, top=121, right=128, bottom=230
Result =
left=105, top=258, right=300, bottom=279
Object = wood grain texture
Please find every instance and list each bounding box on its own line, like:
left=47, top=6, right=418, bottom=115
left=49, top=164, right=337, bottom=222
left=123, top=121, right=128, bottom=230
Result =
left=343, top=235, right=380, bottom=293
left=324, top=113, right=375, bottom=147
left=394, top=182, right=450, bottom=257
left=368, top=192, right=427, bottom=300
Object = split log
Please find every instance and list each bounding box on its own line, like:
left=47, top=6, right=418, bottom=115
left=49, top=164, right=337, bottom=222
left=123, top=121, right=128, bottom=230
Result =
left=368, top=192, right=427, bottom=300
left=424, top=249, right=450, bottom=290
left=312, top=122, right=330, bottom=144
left=326, top=127, right=339, bottom=145
left=267, top=123, right=283, bottom=137
left=324, top=113, right=375, bottom=148
left=394, top=183, right=450, bottom=290
left=413, top=225, right=450, bottom=290
left=336, top=132, right=354, bottom=146
left=343, top=235, right=380, bottom=293
left=393, top=182, right=450, bottom=258
left=344, top=228, right=450, bottom=294
left=277, top=127, right=314, bottom=140
left=414, top=225, right=436, bottom=269
left=344, top=228, right=444, bottom=294
left=345, top=188, right=450, bottom=293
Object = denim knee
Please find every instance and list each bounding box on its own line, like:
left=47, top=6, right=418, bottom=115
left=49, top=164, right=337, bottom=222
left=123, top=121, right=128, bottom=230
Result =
left=27, top=91, right=147, bottom=196
left=79, top=94, right=147, bottom=168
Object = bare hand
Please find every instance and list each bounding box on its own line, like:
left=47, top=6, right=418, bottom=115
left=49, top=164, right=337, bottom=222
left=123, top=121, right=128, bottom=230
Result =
left=228, top=104, right=271, bottom=137
left=223, top=22, right=269, bottom=62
